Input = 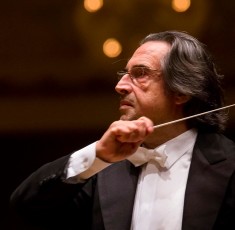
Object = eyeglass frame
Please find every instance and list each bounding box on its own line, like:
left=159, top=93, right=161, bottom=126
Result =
left=116, top=66, right=161, bottom=85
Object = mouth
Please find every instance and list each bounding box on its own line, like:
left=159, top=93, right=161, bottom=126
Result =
left=119, top=100, right=133, bottom=109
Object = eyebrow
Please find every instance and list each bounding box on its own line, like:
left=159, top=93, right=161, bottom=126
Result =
left=124, top=64, right=150, bottom=70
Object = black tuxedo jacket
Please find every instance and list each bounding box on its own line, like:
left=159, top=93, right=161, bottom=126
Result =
left=10, top=132, right=235, bottom=230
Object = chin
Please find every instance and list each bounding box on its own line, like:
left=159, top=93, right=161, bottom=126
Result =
left=119, top=115, right=130, bottom=121
left=119, top=113, right=138, bottom=121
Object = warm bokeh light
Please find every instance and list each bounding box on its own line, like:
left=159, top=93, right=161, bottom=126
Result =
left=172, top=0, right=191, bottom=12
left=103, top=38, right=122, bottom=58
left=84, top=0, right=103, bottom=13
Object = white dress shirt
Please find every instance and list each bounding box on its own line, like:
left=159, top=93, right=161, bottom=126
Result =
left=130, top=129, right=197, bottom=230
left=66, top=129, right=197, bottom=229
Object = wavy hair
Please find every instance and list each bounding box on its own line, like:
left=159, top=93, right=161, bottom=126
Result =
left=141, top=31, right=227, bottom=132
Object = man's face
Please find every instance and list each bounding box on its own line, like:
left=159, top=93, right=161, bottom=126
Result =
left=115, top=41, right=180, bottom=126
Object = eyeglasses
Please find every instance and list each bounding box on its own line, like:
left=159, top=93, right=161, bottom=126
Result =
left=117, top=66, right=160, bottom=85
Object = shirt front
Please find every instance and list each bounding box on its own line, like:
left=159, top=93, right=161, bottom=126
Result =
left=131, top=129, right=197, bottom=230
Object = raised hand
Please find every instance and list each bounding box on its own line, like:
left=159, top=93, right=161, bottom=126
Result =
left=96, top=117, right=154, bottom=163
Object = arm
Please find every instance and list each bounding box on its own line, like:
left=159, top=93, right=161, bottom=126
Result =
left=10, top=117, right=154, bottom=229
left=10, top=154, right=94, bottom=229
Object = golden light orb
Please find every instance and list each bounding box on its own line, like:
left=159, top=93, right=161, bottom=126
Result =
left=103, top=38, right=122, bottom=58
left=84, top=0, right=103, bottom=13
left=172, top=0, right=191, bottom=12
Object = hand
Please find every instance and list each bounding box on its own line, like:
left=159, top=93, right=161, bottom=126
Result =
left=96, top=117, right=154, bottom=163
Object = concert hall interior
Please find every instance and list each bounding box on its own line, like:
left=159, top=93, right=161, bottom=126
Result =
left=1, top=1, right=235, bottom=229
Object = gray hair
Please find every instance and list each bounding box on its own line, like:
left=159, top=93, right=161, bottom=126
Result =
left=141, top=31, right=227, bottom=132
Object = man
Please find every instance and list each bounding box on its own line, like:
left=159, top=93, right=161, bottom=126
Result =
left=10, top=31, right=235, bottom=229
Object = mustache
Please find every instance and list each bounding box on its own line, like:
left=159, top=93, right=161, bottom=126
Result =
left=119, top=95, right=133, bottom=101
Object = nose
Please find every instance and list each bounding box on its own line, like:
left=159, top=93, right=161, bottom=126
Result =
left=115, top=74, right=133, bottom=95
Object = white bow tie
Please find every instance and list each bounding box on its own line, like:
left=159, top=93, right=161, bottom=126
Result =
left=127, top=144, right=168, bottom=168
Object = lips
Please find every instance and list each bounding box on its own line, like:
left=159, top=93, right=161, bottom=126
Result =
left=119, top=100, right=133, bottom=108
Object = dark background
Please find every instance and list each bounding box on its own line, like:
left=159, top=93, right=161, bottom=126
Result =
left=1, top=0, right=235, bottom=229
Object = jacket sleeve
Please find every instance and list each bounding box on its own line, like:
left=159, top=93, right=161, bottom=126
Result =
left=9, top=154, right=96, bottom=229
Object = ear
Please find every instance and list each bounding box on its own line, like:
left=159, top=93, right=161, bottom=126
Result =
left=174, top=93, right=191, bottom=105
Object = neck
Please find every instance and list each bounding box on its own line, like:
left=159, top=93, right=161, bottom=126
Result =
left=143, top=121, right=190, bottom=149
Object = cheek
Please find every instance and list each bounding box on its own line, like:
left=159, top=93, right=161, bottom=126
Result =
left=135, top=91, right=161, bottom=114
left=141, top=86, right=171, bottom=113
left=144, top=84, right=165, bottom=104
left=134, top=79, right=168, bottom=111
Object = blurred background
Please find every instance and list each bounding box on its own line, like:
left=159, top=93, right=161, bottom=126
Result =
left=1, top=0, right=235, bottom=229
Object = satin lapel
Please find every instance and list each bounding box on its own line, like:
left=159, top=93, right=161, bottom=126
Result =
left=98, top=160, right=140, bottom=230
left=182, top=133, right=235, bottom=230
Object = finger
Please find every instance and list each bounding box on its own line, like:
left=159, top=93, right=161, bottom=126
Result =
left=138, top=116, right=154, bottom=128
left=114, top=120, right=152, bottom=142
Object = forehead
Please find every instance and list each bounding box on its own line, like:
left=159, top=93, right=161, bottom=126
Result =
left=127, top=41, right=171, bottom=68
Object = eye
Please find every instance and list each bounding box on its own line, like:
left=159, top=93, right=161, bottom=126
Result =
left=130, top=67, right=145, bottom=79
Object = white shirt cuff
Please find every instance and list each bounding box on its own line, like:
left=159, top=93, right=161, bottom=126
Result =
left=66, top=142, right=111, bottom=183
